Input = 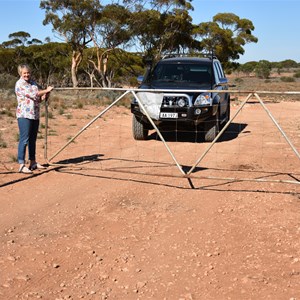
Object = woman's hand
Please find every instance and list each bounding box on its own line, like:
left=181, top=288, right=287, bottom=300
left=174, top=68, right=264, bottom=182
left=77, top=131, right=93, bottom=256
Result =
left=38, top=86, right=54, bottom=98
left=46, top=86, right=54, bottom=93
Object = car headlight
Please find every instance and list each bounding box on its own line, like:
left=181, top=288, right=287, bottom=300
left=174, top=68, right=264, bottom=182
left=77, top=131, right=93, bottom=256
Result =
left=194, top=93, right=212, bottom=106
left=177, top=98, right=187, bottom=107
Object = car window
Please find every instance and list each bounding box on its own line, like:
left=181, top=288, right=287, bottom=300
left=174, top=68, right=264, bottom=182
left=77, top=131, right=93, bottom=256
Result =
left=151, top=63, right=213, bottom=84
left=213, top=62, right=222, bottom=82
left=215, top=61, right=225, bottom=78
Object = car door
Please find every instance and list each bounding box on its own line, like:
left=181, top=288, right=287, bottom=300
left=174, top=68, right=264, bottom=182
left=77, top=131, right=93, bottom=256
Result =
left=213, top=61, right=228, bottom=116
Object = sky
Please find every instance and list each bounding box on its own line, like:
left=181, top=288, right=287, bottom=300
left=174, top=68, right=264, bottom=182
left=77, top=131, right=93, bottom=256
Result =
left=0, top=0, right=299, bottom=63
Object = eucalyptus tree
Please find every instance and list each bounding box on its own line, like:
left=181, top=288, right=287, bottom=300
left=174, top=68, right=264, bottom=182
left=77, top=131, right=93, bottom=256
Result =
left=1, top=31, right=43, bottom=49
left=129, top=0, right=195, bottom=62
left=24, top=42, right=71, bottom=85
left=194, top=13, right=258, bottom=69
left=0, top=47, right=16, bottom=75
left=86, top=3, right=132, bottom=87
left=40, top=0, right=101, bottom=87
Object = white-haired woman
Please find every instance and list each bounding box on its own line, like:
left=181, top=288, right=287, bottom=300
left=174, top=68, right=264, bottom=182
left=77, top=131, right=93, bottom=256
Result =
left=15, top=64, right=54, bottom=174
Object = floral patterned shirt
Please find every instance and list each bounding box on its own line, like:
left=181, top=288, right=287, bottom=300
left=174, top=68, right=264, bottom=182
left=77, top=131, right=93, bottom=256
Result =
left=15, top=78, right=40, bottom=120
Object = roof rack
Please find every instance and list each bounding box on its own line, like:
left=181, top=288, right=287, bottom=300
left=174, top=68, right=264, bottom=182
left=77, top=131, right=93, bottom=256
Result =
left=161, top=53, right=218, bottom=60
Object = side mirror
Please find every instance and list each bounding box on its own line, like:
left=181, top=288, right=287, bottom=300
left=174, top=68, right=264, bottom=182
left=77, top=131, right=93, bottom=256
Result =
left=217, top=77, right=228, bottom=86
left=137, top=75, right=144, bottom=84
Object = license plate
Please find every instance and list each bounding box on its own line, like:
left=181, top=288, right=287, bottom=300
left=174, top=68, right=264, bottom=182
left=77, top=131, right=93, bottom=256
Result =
left=160, top=112, right=178, bottom=118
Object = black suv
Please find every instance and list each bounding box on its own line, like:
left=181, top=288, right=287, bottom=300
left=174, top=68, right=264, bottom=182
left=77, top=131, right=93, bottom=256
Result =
left=131, top=56, right=230, bottom=142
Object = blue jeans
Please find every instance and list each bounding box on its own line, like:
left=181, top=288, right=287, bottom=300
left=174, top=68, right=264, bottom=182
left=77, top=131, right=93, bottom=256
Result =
left=17, top=118, right=40, bottom=164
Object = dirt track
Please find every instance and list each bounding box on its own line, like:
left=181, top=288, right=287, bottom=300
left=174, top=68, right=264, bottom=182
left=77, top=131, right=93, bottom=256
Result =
left=0, top=100, right=300, bottom=299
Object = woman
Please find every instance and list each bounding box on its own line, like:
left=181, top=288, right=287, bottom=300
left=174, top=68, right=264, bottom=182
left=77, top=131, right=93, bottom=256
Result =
left=15, top=64, right=54, bottom=174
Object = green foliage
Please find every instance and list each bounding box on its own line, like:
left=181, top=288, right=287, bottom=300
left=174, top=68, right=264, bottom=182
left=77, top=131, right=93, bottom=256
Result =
left=24, top=42, right=71, bottom=85
left=195, top=13, right=258, bottom=69
left=238, top=61, right=257, bottom=75
left=293, top=71, right=300, bottom=78
left=255, top=60, right=272, bottom=79
left=234, top=78, right=244, bottom=83
left=0, top=73, right=17, bottom=89
left=279, top=59, right=298, bottom=69
left=280, top=76, right=295, bottom=82
left=130, top=7, right=195, bottom=61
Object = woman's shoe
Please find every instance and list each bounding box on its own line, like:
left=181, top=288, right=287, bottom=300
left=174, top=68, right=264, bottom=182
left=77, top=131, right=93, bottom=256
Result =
left=19, top=164, right=33, bottom=174
left=29, top=163, right=46, bottom=170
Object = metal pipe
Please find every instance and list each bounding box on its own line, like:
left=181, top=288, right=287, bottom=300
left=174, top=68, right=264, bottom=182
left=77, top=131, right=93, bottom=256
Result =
left=131, top=91, right=186, bottom=175
left=47, top=90, right=131, bottom=162
left=53, top=87, right=300, bottom=95
left=187, top=93, right=254, bottom=175
left=254, top=93, right=300, bottom=160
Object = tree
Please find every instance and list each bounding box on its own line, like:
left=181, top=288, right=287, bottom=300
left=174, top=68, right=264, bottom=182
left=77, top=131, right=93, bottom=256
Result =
left=0, top=48, right=17, bottom=75
left=24, top=42, right=71, bottom=86
left=255, top=60, right=272, bottom=79
left=129, top=1, right=195, bottom=62
left=1, top=31, right=42, bottom=48
left=40, top=0, right=101, bottom=87
left=279, top=59, right=298, bottom=69
left=238, top=61, right=257, bottom=76
left=194, top=13, right=258, bottom=70
left=86, top=3, right=132, bottom=87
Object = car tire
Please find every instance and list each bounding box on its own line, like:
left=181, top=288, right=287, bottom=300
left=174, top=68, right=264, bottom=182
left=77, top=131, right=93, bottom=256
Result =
left=204, top=111, right=220, bottom=142
left=132, top=115, right=149, bottom=140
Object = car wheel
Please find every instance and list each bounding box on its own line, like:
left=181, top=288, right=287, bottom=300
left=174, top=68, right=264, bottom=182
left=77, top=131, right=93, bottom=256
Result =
left=132, top=115, right=149, bottom=140
left=204, top=111, right=220, bottom=142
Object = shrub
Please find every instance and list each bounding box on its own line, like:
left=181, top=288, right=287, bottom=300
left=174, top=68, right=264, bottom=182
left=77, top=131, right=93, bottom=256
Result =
left=293, top=71, right=300, bottom=78
left=0, top=74, right=18, bottom=89
left=234, top=78, right=244, bottom=83
left=76, top=101, right=84, bottom=109
left=0, top=132, right=7, bottom=148
left=280, top=76, right=295, bottom=82
left=9, top=153, right=18, bottom=162
left=255, top=60, right=272, bottom=79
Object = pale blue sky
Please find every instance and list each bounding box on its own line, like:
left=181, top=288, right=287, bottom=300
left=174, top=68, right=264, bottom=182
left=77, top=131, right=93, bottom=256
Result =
left=0, top=0, right=299, bottom=63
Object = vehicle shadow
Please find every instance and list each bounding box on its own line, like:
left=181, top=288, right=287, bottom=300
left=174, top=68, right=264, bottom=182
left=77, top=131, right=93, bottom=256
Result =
left=148, top=123, right=248, bottom=143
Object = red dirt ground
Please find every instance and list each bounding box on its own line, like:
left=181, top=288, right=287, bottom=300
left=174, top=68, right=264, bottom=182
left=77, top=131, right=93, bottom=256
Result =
left=0, top=97, right=300, bottom=300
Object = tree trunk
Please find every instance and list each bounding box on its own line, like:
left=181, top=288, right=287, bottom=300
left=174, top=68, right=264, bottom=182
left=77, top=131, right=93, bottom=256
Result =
left=71, top=50, right=82, bottom=87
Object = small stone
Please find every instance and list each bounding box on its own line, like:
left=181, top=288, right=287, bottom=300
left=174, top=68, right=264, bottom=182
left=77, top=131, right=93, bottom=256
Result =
left=16, top=275, right=30, bottom=281
left=7, top=256, right=16, bottom=261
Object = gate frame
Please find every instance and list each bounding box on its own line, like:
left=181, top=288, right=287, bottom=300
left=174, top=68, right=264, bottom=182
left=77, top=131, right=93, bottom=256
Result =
left=44, top=88, right=300, bottom=185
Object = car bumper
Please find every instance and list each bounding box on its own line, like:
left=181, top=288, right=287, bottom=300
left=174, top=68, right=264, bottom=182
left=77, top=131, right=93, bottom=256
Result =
left=131, top=103, right=218, bottom=125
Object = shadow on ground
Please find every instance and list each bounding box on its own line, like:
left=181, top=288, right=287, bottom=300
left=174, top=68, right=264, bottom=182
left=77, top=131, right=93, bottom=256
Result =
left=148, top=123, right=248, bottom=143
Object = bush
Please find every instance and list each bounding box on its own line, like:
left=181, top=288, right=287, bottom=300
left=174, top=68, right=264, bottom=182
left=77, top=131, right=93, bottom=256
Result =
left=255, top=60, right=272, bottom=79
left=0, top=132, right=7, bottom=148
left=234, top=78, right=244, bottom=83
left=0, top=74, right=18, bottom=89
left=280, top=76, right=295, bottom=82
left=293, top=71, right=300, bottom=78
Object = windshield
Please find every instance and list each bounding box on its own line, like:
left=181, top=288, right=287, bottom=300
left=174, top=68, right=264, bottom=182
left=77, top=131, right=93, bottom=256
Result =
left=148, top=62, right=214, bottom=85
